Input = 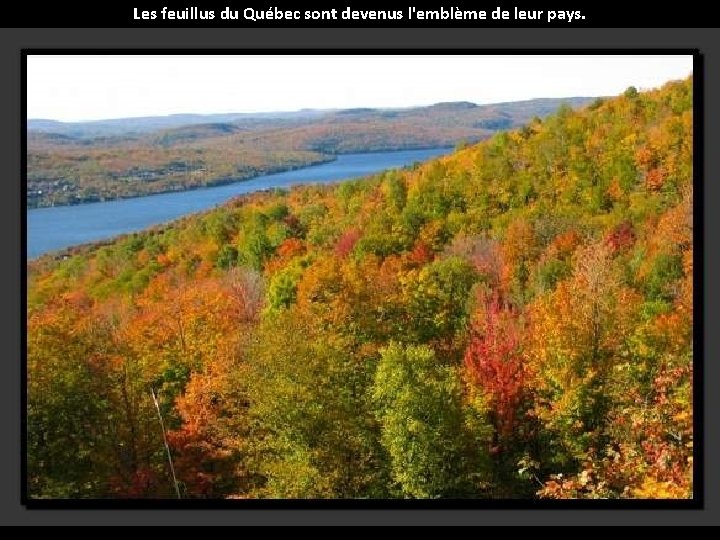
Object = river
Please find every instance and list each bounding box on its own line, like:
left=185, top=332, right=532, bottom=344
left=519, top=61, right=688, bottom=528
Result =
left=27, top=148, right=451, bottom=259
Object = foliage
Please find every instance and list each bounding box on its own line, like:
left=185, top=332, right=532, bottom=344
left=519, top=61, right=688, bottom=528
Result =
left=372, top=343, right=492, bottom=497
left=27, top=78, right=693, bottom=499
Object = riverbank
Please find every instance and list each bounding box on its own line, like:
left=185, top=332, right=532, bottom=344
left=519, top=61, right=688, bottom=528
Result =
left=27, top=145, right=457, bottom=209
left=26, top=155, right=337, bottom=210
left=28, top=148, right=452, bottom=258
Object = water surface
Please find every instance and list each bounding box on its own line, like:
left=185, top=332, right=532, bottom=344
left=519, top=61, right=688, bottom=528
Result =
left=28, top=148, right=450, bottom=258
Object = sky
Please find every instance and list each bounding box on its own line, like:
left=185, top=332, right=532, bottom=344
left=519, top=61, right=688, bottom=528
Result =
left=27, top=54, right=693, bottom=122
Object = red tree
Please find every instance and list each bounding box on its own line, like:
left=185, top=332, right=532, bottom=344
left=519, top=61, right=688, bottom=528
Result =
left=464, top=293, right=527, bottom=445
left=334, top=228, right=361, bottom=258
left=605, top=222, right=636, bottom=254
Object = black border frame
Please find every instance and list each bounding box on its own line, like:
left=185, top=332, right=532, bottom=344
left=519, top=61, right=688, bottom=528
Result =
left=21, top=49, right=704, bottom=510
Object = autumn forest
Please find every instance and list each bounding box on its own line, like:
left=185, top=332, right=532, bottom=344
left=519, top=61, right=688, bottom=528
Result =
left=27, top=78, right=694, bottom=500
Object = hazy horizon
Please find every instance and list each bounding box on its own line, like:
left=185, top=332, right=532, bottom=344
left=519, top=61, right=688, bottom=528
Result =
left=27, top=95, right=600, bottom=124
left=27, top=55, right=693, bottom=122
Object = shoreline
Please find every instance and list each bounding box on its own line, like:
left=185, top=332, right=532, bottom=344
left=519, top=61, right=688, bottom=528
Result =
left=26, top=145, right=455, bottom=211
left=27, top=147, right=453, bottom=260
left=26, top=156, right=336, bottom=211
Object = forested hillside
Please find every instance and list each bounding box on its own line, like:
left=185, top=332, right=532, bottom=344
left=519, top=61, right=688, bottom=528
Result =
left=27, top=79, right=693, bottom=499
left=27, top=97, right=591, bottom=208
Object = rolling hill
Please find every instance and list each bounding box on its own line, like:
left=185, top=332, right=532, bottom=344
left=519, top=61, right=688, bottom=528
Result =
left=27, top=97, right=593, bottom=208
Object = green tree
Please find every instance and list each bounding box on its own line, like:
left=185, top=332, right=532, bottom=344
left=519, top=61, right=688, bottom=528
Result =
left=247, top=312, right=388, bottom=498
left=372, top=343, right=491, bottom=498
left=400, top=256, right=478, bottom=346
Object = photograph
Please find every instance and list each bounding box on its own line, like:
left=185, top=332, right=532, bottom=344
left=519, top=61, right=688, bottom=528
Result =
left=25, top=53, right=695, bottom=502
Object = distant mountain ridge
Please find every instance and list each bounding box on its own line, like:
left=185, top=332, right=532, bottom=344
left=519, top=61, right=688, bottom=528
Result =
left=28, top=97, right=596, bottom=138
